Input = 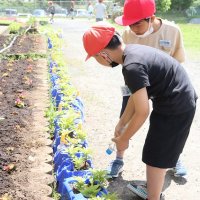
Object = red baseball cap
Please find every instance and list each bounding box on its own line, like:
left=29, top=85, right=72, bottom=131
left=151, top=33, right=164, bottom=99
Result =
left=83, top=24, right=115, bottom=61
left=115, top=0, right=156, bottom=26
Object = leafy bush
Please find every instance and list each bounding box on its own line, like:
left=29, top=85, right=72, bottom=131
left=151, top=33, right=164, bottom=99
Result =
left=156, top=0, right=171, bottom=12
left=171, top=0, right=194, bottom=11
left=9, top=22, right=22, bottom=34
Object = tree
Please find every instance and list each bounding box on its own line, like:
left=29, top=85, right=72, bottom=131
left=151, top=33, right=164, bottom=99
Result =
left=156, top=0, right=171, bottom=12
left=170, top=0, right=194, bottom=11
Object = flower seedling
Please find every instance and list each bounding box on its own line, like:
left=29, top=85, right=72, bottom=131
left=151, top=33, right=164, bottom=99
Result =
left=15, top=98, right=25, bottom=108
left=9, top=22, right=22, bottom=34
left=74, top=170, right=117, bottom=199
left=58, top=109, right=80, bottom=131
left=26, top=65, right=33, bottom=73
left=80, top=184, right=101, bottom=198
left=72, top=169, right=110, bottom=199
left=60, top=128, right=86, bottom=145
left=15, top=124, right=21, bottom=130
left=18, top=92, right=26, bottom=99
left=73, top=177, right=101, bottom=198
left=22, top=76, right=33, bottom=86
left=25, top=78, right=33, bottom=86
left=89, top=169, right=108, bottom=187
left=66, top=146, right=92, bottom=171
left=3, top=163, right=16, bottom=173
left=73, top=157, right=90, bottom=170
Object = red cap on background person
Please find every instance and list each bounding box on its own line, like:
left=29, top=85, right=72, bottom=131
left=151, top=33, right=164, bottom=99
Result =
left=83, top=24, right=115, bottom=61
left=115, top=0, right=156, bottom=26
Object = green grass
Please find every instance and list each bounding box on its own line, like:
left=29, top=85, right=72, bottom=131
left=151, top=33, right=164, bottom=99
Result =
left=156, top=12, right=191, bottom=24
left=157, top=12, right=200, bottom=60
left=0, top=20, right=13, bottom=25
left=178, top=23, right=200, bottom=52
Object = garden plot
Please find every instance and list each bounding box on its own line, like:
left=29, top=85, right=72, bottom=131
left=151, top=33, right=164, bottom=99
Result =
left=0, top=35, right=14, bottom=49
left=0, top=32, right=53, bottom=199
left=3, top=34, right=47, bottom=55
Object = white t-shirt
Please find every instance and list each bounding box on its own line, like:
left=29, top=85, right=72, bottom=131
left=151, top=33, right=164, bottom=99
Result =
left=95, top=2, right=106, bottom=18
left=88, top=5, right=94, bottom=13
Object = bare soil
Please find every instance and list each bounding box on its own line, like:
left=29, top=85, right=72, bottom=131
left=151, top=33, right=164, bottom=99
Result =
left=0, top=35, right=14, bottom=50
left=0, top=33, right=53, bottom=200
left=5, top=35, right=47, bottom=55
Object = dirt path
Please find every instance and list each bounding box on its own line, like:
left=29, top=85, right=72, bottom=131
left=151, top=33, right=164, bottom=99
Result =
left=53, top=18, right=200, bottom=200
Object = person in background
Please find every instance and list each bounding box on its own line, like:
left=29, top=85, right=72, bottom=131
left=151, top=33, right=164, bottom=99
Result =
left=107, top=0, right=188, bottom=181
left=112, top=3, right=117, bottom=13
left=95, top=0, right=107, bottom=22
left=82, top=24, right=197, bottom=200
left=87, top=2, right=94, bottom=20
left=47, top=1, right=55, bottom=23
left=69, top=0, right=75, bottom=19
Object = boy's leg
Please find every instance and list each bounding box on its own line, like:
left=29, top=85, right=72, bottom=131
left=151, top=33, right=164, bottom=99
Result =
left=107, top=95, right=130, bottom=178
left=107, top=157, right=124, bottom=178
left=146, top=165, right=166, bottom=200
left=127, top=165, right=165, bottom=200
left=52, top=14, right=54, bottom=22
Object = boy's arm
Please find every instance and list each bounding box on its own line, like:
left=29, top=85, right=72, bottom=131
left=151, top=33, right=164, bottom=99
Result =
left=113, top=87, right=149, bottom=151
left=173, top=27, right=186, bottom=63
left=117, top=94, right=135, bottom=127
left=114, top=94, right=135, bottom=137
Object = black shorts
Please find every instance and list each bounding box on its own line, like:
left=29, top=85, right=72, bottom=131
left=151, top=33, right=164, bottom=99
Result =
left=96, top=18, right=103, bottom=22
left=120, top=95, right=130, bottom=117
left=142, top=107, right=196, bottom=168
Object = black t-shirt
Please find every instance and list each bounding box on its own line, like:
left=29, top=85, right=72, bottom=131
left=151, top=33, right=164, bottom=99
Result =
left=123, top=44, right=197, bottom=115
left=49, top=5, right=55, bottom=14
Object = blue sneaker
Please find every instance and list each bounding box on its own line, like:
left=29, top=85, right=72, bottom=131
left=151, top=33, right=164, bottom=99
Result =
left=127, top=184, right=163, bottom=200
left=127, top=184, right=147, bottom=199
left=173, top=159, right=187, bottom=177
left=107, top=159, right=124, bottom=178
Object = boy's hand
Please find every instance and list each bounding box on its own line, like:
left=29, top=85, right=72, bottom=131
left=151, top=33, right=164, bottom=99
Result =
left=112, top=136, right=129, bottom=151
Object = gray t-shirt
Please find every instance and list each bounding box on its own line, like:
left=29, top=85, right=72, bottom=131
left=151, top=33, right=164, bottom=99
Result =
left=122, top=44, right=197, bottom=115
left=48, top=5, right=55, bottom=14
left=95, top=3, right=106, bottom=18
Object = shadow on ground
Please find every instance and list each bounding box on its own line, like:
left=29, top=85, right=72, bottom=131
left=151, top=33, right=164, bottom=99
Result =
left=107, top=170, right=187, bottom=200
left=164, top=170, right=187, bottom=190
left=107, top=175, right=146, bottom=200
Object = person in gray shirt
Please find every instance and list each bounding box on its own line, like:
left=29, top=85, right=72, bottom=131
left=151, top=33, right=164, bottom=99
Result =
left=95, top=0, right=107, bottom=22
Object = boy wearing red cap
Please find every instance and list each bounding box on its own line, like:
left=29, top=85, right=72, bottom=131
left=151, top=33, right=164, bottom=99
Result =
left=82, top=24, right=197, bottom=200
left=108, top=0, right=187, bottom=180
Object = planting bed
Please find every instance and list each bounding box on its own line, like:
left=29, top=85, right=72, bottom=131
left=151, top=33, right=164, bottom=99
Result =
left=0, top=33, right=53, bottom=199
left=0, top=59, right=36, bottom=197
left=0, top=35, right=14, bottom=49
left=5, top=35, right=47, bottom=55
